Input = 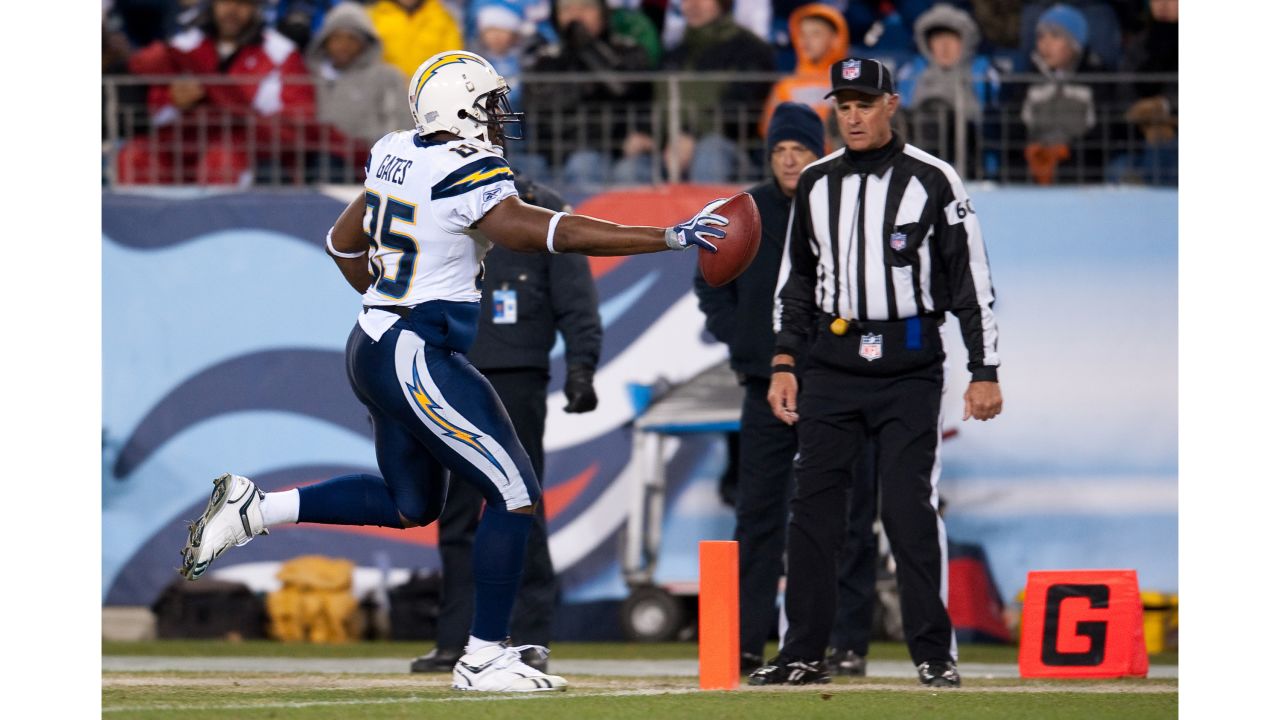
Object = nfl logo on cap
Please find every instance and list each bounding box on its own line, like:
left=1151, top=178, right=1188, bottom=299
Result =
left=890, top=232, right=907, bottom=251
left=827, top=56, right=895, bottom=98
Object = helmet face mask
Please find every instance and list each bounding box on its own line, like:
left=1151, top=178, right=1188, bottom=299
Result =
left=408, top=51, right=523, bottom=148
left=473, top=84, right=523, bottom=142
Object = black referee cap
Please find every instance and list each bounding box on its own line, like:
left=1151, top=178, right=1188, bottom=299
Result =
left=824, top=57, right=895, bottom=98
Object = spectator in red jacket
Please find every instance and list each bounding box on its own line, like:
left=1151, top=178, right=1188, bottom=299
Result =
left=117, top=0, right=316, bottom=185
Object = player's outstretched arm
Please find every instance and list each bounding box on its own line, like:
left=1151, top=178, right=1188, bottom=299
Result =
left=477, top=196, right=725, bottom=257
left=328, top=193, right=373, bottom=294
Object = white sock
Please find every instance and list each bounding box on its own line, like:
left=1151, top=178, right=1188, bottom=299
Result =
left=465, top=635, right=503, bottom=655
left=259, top=489, right=300, bottom=528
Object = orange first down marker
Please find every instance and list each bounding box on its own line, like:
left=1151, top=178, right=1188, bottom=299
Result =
left=699, top=540, right=740, bottom=690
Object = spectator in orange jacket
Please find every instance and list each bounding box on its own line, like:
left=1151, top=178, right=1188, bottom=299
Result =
left=758, top=3, right=849, bottom=143
left=117, top=0, right=316, bottom=184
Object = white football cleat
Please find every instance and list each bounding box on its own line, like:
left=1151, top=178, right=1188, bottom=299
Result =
left=452, top=644, right=567, bottom=692
left=180, top=473, right=267, bottom=580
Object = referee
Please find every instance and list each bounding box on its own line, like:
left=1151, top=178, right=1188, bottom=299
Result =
left=749, top=57, right=1003, bottom=688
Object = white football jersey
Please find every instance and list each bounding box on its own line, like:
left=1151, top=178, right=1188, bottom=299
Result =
left=360, top=131, right=517, bottom=309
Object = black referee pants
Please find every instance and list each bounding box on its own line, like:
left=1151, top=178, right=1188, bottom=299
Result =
left=782, top=360, right=953, bottom=666
left=736, top=378, right=885, bottom=661
left=830, top=439, right=879, bottom=657
left=434, top=368, right=557, bottom=650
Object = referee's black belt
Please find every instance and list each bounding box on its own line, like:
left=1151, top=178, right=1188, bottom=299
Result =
left=364, top=304, right=413, bottom=319
left=820, top=313, right=942, bottom=329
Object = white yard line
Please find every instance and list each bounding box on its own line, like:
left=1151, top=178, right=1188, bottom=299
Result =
left=103, top=688, right=703, bottom=714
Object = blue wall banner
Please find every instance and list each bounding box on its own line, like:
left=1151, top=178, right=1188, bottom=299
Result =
left=103, top=186, right=1177, bottom=612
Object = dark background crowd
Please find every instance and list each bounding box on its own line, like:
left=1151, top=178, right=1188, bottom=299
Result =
left=102, top=0, right=1178, bottom=187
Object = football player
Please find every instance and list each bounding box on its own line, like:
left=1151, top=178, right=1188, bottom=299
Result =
left=179, top=50, right=729, bottom=693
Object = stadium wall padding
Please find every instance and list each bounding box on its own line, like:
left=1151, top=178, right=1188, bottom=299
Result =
left=102, top=186, right=1177, bottom=610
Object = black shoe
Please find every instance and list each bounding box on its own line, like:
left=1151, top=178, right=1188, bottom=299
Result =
left=740, top=652, right=764, bottom=675
left=917, top=660, right=961, bottom=687
left=747, top=655, right=831, bottom=686
left=826, top=649, right=867, bottom=677
left=409, top=647, right=463, bottom=673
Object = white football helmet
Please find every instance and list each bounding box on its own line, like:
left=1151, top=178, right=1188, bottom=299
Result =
left=408, top=50, right=522, bottom=144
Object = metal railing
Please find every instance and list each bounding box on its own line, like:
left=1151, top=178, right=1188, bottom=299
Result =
left=102, top=71, right=1177, bottom=189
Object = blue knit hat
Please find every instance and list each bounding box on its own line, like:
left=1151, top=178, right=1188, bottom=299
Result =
left=1036, top=3, right=1089, bottom=50
left=767, top=102, right=825, bottom=159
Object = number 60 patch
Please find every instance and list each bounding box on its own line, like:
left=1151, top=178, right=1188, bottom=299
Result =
left=945, top=197, right=976, bottom=225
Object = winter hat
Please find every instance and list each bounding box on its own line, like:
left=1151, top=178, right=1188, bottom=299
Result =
left=477, top=4, right=523, bottom=33
left=1036, top=3, right=1088, bottom=50
left=767, top=102, right=825, bottom=159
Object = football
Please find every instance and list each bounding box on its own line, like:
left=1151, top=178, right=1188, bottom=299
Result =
left=698, top=192, right=762, bottom=288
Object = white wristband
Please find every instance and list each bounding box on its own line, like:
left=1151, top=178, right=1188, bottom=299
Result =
left=546, top=212, right=566, bottom=254
left=326, top=226, right=366, bottom=259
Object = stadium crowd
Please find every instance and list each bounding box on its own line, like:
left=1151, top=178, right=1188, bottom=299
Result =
left=102, top=0, right=1177, bottom=187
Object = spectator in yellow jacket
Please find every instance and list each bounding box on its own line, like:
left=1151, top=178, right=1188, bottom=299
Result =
left=367, top=0, right=464, bottom=79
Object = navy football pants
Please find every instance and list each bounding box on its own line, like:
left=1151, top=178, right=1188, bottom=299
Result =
left=344, top=321, right=542, bottom=522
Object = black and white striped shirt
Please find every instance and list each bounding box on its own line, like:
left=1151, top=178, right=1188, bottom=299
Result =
left=774, top=132, right=1000, bottom=381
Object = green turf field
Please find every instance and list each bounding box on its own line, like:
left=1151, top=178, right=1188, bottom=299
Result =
left=102, top=641, right=1177, bottom=719
left=103, top=674, right=1177, bottom=720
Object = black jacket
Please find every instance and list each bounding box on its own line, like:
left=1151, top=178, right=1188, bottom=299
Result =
left=663, top=15, right=775, bottom=140
left=468, top=177, right=603, bottom=373
left=526, top=9, right=653, bottom=162
left=694, top=178, right=793, bottom=381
